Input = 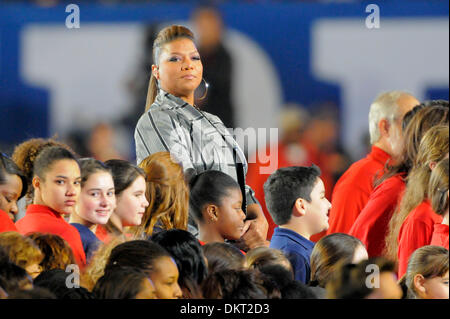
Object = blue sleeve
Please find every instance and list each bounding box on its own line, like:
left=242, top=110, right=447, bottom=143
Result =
left=288, top=253, right=311, bottom=284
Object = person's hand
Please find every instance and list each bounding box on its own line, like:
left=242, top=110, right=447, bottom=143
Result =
left=240, top=219, right=270, bottom=250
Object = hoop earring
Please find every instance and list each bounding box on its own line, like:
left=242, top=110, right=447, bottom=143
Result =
left=198, top=78, right=209, bottom=100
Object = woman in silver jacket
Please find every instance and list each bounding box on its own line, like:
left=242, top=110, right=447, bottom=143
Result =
left=134, top=25, right=268, bottom=250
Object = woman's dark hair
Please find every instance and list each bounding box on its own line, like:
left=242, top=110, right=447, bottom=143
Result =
left=33, top=146, right=79, bottom=180
left=189, top=170, right=241, bottom=222
left=310, top=233, right=365, bottom=288
left=202, top=242, right=246, bottom=274
left=0, top=152, right=28, bottom=199
left=375, top=103, right=449, bottom=186
left=33, top=269, right=93, bottom=299
left=201, top=269, right=268, bottom=299
left=105, top=240, right=171, bottom=276
left=79, top=158, right=112, bottom=188
left=7, top=286, right=57, bottom=299
left=151, top=229, right=208, bottom=298
left=92, top=266, right=151, bottom=299
left=282, top=280, right=318, bottom=299
left=104, top=159, right=145, bottom=196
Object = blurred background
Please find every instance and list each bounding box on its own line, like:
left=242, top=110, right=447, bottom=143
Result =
left=0, top=1, right=448, bottom=208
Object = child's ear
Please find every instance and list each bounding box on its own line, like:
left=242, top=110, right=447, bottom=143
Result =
left=413, top=274, right=427, bottom=297
left=32, top=176, right=41, bottom=190
left=205, top=204, right=219, bottom=222
left=293, top=198, right=306, bottom=217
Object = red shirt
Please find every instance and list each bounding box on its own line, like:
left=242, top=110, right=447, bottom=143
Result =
left=0, top=209, right=17, bottom=233
left=397, top=200, right=443, bottom=277
left=15, top=204, right=86, bottom=268
left=327, top=146, right=391, bottom=235
left=430, top=223, right=449, bottom=250
left=349, top=174, right=406, bottom=257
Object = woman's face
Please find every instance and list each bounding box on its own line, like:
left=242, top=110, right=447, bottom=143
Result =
left=34, top=159, right=81, bottom=215
left=153, top=37, right=203, bottom=100
left=0, top=173, right=23, bottom=220
left=114, top=176, right=149, bottom=227
left=78, top=172, right=116, bottom=226
left=149, top=256, right=182, bottom=299
left=216, top=188, right=246, bottom=240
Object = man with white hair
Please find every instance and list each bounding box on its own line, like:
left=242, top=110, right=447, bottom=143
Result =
left=326, top=91, right=419, bottom=236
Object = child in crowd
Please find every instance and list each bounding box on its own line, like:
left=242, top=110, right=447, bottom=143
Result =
left=152, top=229, right=208, bottom=298
left=326, top=257, right=403, bottom=299
left=399, top=245, right=448, bottom=299
left=309, top=233, right=368, bottom=297
left=27, top=233, right=76, bottom=272
left=92, top=266, right=157, bottom=299
left=429, top=158, right=449, bottom=249
left=96, top=159, right=148, bottom=242
left=15, top=146, right=86, bottom=267
left=264, top=164, right=331, bottom=283
left=189, top=170, right=246, bottom=245
left=202, top=242, right=246, bottom=274
left=132, top=152, right=189, bottom=238
left=0, top=152, right=27, bottom=232
left=0, top=231, right=43, bottom=279
left=386, top=125, right=448, bottom=277
left=0, top=246, right=33, bottom=294
left=246, top=246, right=293, bottom=276
left=104, top=240, right=182, bottom=299
left=69, top=158, right=116, bottom=261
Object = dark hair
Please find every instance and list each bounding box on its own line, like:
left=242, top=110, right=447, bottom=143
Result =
left=33, top=269, right=93, bottom=299
left=27, top=233, right=76, bottom=272
left=310, top=233, right=366, bottom=288
left=151, top=229, right=208, bottom=298
left=202, top=269, right=268, bottom=299
left=104, top=159, right=145, bottom=196
left=282, top=280, right=318, bottom=299
left=263, top=164, right=321, bottom=225
left=376, top=103, right=449, bottom=186
left=79, top=158, right=112, bottom=188
left=145, top=25, right=195, bottom=111
left=92, top=266, right=151, bottom=299
left=202, top=242, right=246, bottom=274
left=6, top=286, right=57, bottom=299
left=257, top=264, right=294, bottom=291
left=105, top=240, right=171, bottom=276
left=189, top=170, right=241, bottom=222
left=0, top=257, right=32, bottom=294
left=326, top=257, right=397, bottom=299
left=33, top=146, right=79, bottom=181
left=0, top=152, right=28, bottom=199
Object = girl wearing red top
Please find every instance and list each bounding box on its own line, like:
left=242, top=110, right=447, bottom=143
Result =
left=15, top=146, right=86, bottom=267
left=429, top=158, right=449, bottom=249
left=189, top=170, right=246, bottom=246
left=0, top=152, right=27, bottom=232
left=350, top=103, right=449, bottom=257
left=385, top=125, right=448, bottom=277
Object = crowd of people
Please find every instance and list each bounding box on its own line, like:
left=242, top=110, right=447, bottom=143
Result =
left=0, top=23, right=448, bottom=300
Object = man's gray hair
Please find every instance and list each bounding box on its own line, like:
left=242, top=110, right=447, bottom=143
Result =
left=368, top=91, right=412, bottom=144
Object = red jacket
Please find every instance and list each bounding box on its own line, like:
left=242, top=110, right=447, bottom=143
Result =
left=15, top=204, right=86, bottom=268
left=327, top=146, right=391, bottom=235
left=0, top=209, right=17, bottom=233
left=397, top=200, right=442, bottom=277
left=430, top=223, right=449, bottom=250
left=349, top=174, right=406, bottom=257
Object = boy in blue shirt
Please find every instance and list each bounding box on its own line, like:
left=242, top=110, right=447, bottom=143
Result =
left=264, top=165, right=331, bottom=283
